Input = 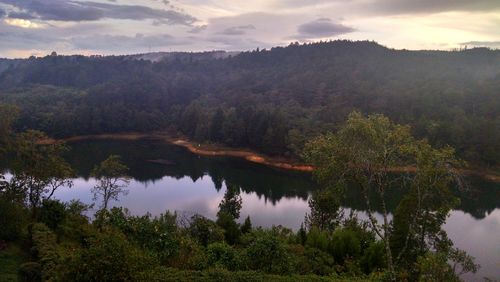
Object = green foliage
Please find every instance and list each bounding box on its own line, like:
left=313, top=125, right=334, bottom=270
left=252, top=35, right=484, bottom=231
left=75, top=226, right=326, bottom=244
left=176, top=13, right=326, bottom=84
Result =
left=240, top=216, right=252, bottom=234
left=168, top=237, right=207, bottom=270
left=303, top=112, right=477, bottom=280
left=189, top=215, right=225, bottom=247
left=39, top=200, right=66, bottom=230
left=10, top=130, right=74, bottom=218
left=0, top=243, right=28, bottom=282
left=305, top=189, right=343, bottom=232
left=62, top=230, right=154, bottom=282
left=0, top=198, right=27, bottom=240
left=415, top=252, right=459, bottom=282
left=216, top=212, right=241, bottom=245
left=90, top=155, right=130, bottom=210
left=329, top=229, right=362, bottom=263
left=136, top=266, right=368, bottom=282
left=30, top=223, right=60, bottom=281
left=0, top=103, right=19, bottom=154
left=98, top=207, right=180, bottom=263
left=303, top=247, right=336, bottom=275
left=360, top=242, right=386, bottom=274
left=245, top=232, right=291, bottom=274
left=305, top=227, right=329, bottom=252
left=206, top=242, right=240, bottom=270
left=218, top=184, right=243, bottom=220
left=18, top=262, right=42, bottom=282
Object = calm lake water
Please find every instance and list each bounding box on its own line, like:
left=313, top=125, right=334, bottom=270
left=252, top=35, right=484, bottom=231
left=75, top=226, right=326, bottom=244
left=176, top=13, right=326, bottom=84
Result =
left=4, top=139, right=500, bottom=280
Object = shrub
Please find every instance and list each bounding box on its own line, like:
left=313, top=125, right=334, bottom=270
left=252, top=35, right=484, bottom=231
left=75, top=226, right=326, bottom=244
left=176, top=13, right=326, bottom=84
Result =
left=101, top=207, right=180, bottom=262
left=360, top=241, right=386, bottom=274
left=216, top=212, right=241, bottom=245
left=167, top=237, right=207, bottom=270
left=245, top=233, right=291, bottom=274
left=305, top=227, right=329, bottom=252
left=18, top=262, right=42, bottom=282
left=39, top=200, right=66, bottom=230
left=328, top=228, right=361, bottom=263
left=62, top=230, right=155, bottom=282
left=0, top=198, right=27, bottom=241
left=206, top=242, right=240, bottom=270
left=189, top=215, right=224, bottom=247
left=30, top=223, right=60, bottom=281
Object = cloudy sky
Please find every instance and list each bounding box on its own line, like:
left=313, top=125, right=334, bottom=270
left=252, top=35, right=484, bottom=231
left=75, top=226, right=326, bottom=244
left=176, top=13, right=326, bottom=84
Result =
left=0, top=0, right=499, bottom=58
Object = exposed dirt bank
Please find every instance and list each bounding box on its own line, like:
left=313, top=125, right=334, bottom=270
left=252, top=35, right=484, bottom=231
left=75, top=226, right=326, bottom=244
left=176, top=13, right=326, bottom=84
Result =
left=41, top=132, right=500, bottom=182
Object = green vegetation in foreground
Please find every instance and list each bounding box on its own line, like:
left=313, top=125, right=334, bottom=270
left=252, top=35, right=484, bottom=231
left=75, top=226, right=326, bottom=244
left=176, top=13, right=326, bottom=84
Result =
left=0, top=244, right=27, bottom=282
left=0, top=105, right=480, bottom=281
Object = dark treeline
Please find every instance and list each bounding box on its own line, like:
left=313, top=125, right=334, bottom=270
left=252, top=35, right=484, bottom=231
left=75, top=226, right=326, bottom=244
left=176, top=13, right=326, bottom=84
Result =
left=1, top=40, right=499, bottom=165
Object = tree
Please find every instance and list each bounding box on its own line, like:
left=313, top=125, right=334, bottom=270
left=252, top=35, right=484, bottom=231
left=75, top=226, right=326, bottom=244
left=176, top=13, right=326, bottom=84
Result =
left=240, top=216, right=252, bottom=234
left=305, top=188, right=343, bottom=232
left=217, top=183, right=242, bottom=220
left=0, top=103, right=19, bottom=153
left=246, top=233, right=291, bottom=274
left=91, top=155, right=130, bottom=210
left=0, top=103, right=18, bottom=201
left=303, top=112, right=472, bottom=280
left=10, top=130, right=74, bottom=219
left=209, top=108, right=225, bottom=142
left=216, top=183, right=243, bottom=244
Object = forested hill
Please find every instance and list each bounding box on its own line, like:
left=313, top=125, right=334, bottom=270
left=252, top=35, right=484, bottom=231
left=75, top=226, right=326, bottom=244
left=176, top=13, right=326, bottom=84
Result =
left=0, top=40, right=499, bottom=165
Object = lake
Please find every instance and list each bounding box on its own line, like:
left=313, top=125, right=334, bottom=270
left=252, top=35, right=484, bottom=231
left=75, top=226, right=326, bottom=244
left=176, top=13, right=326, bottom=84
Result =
left=5, top=139, right=500, bottom=280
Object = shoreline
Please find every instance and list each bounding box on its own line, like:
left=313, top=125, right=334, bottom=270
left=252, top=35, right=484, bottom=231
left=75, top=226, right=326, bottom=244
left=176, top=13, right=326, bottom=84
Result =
left=42, top=132, right=500, bottom=183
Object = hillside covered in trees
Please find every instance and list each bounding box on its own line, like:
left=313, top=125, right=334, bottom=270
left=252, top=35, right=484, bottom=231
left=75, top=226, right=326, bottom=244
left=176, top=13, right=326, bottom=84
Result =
left=1, top=40, right=499, bottom=166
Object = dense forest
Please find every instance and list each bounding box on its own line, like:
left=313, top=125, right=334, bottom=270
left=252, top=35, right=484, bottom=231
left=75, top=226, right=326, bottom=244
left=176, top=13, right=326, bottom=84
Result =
left=0, top=40, right=499, bottom=166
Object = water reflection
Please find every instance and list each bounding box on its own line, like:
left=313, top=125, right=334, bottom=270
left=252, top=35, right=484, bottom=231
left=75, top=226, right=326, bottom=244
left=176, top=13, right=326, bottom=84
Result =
left=57, top=139, right=500, bottom=219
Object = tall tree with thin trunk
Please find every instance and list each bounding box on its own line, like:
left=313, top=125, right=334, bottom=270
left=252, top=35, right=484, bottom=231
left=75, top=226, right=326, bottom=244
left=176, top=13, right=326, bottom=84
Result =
left=91, top=155, right=130, bottom=210
left=303, top=112, right=474, bottom=280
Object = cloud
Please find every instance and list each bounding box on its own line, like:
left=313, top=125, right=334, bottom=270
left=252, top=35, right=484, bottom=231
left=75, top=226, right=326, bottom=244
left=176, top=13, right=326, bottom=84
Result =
left=460, top=41, right=500, bottom=49
left=365, top=0, right=500, bottom=15
left=0, top=8, right=5, bottom=18
left=70, top=33, right=188, bottom=52
left=295, top=18, right=355, bottom=39
left=0, top=0, right=196, bottom=25
left=7, top=11, right=36, bottom=20
left=219, top=24, right=256, bottom=35
left=188, top=24, right=208, bottom=34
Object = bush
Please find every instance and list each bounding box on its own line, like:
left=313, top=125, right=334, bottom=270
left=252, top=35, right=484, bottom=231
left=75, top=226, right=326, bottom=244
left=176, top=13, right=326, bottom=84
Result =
left=206, top=242, right=240, bottom=270
left=415, top=252, right=460, bottom=282
left=305, top=227, right=329, bottom=252
left=245, top=233, right=291, bottom=274
left=0, top=198, right=27, bottom=241
left=328, top=228, right=361, bottom=263
left=168, top=237, right=207, bottom=270
left=18, top=262, right=42, bottom=282
left=189, top=215, right=224, bottom=247
left=30, top=223, right=60, bottom=281
left=303, top=247, right=336, bottom=275
left=100, top=207, right=180, bottom=263
left=39, top=200, right=66, bottom=230
left=136, top=267, right=356, bottom=282
left=360, top=241, right=386, bottom=274
left=62, top=230, right=155, bottom=282
left=216, top=212, right=241, bottom=245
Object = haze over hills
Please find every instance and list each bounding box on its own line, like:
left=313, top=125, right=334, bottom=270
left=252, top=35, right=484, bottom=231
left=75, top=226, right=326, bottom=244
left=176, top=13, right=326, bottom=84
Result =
left=0, top=40, right=499, bottom=165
